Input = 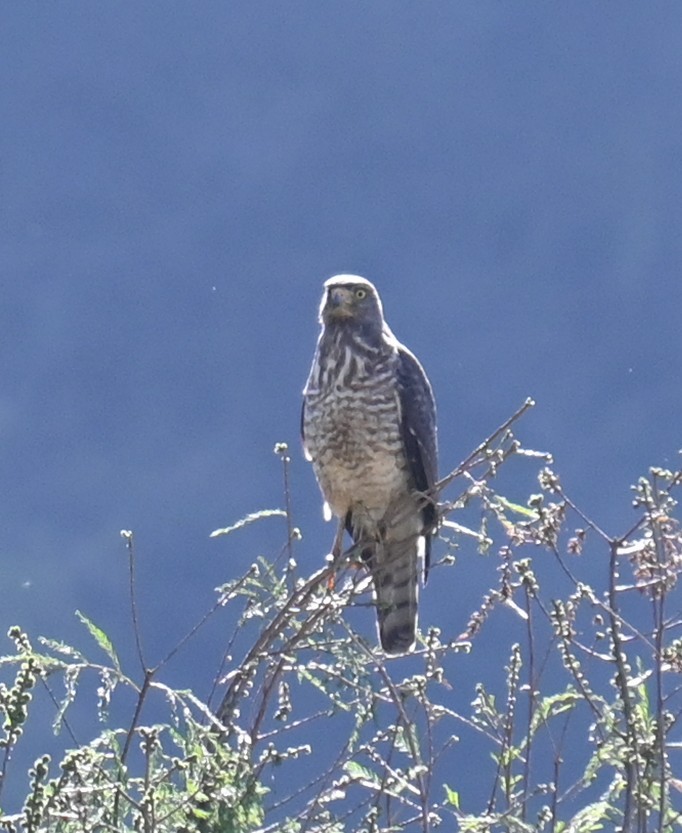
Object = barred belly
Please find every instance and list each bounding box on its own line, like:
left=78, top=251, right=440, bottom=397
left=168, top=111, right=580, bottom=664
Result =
left=306, top=385, right=408, bottom=522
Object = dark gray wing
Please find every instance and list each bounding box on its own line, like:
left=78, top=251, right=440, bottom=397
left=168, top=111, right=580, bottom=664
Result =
left=396, top=345, right=438, bottom=577
left=300, top=398, right=306, bottom=444
left=300, top=398, right=312, bottom=462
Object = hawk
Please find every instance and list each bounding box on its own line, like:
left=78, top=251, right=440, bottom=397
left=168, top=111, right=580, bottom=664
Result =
left=301, top=275, right=438, bottom=654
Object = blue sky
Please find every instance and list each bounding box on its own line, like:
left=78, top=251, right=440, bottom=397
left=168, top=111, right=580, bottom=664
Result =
left=2, top=1, right=682, bottom=814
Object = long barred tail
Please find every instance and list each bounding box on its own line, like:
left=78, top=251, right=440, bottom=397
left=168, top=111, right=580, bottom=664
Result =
left=370, top=534, right=420, bottom=655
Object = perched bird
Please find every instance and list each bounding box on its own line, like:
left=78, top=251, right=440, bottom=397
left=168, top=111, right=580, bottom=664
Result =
left=302, top=275, right=438, bottom=654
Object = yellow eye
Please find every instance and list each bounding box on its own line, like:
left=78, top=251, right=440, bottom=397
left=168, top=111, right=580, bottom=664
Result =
left=355, top=288, right=367, bottom=300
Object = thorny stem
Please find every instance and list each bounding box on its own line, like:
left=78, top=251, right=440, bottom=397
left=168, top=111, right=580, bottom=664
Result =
left=277, top=443, right=297, bottom=561
left=649, top=473, right=669, bottom=833
left=114, top=669, right=154, bottom=826
left=206, top=570, right=263, bottom=713
left=249, top=599, right=334, bottom=751
left=550, top=483, right=612, bottom=543
left=122, top=531, right=146, bottom=672
left=387, top=398, right=536, bottom=542
left=607, top=537, right=639, bottom=832
left=217, top=561, right=336, bottom=723
left=522, top=583, right=536, bottom=822
left=374, top=659, right=431, bottom=833
left=435, top=397, right=536, bottom=497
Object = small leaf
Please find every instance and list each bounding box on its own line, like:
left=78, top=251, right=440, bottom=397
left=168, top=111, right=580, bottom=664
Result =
left=443, top=784, right=460, bottom=808
left=344, top=761, right=381, bottom=788
left=38, top=637, right=85, bottom=662
left=530, top=689, right=581, bottom=736
left=210, top=509, right=287, bottom=538
left=495, top=496, right=539, bottom=519
left=75, top=611, right=120, bottom=671
left=395, top=723, right=418, bottom=755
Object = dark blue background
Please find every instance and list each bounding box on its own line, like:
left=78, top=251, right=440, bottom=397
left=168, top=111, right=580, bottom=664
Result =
left=2, top=1, right=681, bottom=816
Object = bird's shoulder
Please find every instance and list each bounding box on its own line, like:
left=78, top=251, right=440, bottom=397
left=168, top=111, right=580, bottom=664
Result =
left=395, top=344, right=435, bottom=408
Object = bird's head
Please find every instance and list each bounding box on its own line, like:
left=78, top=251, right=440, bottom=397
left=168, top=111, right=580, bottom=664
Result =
left=319, top=275, right=384, bottom=333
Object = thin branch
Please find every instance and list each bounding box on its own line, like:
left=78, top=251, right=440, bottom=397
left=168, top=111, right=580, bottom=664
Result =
left=121, top=530, right=146, bottom=672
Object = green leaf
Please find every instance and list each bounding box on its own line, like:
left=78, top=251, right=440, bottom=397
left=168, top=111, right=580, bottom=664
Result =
left=344, top=761, right=381, bottom=788
left=567, top=798, right=612, bottom=831
left=75, top=611, right=121, bottom=671
left=530, top=689, right=581, bottom=736
left=395, top=722, right=418, bottom=755
left=443, top=783, right=460, bottom=808
left=495, top=495, right=540, bottom=519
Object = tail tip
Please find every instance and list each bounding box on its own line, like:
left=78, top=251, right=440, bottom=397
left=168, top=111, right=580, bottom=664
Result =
left=380, top=624, right=416, bottom=656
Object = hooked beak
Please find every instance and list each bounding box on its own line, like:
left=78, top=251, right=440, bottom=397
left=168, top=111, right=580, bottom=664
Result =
left=325, top=287, right=353, bottom=317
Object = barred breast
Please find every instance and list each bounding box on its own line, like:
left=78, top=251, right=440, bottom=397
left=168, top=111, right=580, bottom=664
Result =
left=304, top=356, right=409, bottom=523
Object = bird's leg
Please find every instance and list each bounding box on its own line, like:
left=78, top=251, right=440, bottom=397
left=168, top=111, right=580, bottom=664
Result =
left=331, top=518, right=346, bottom=560
left=326, top=518, right=346, bottom=591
